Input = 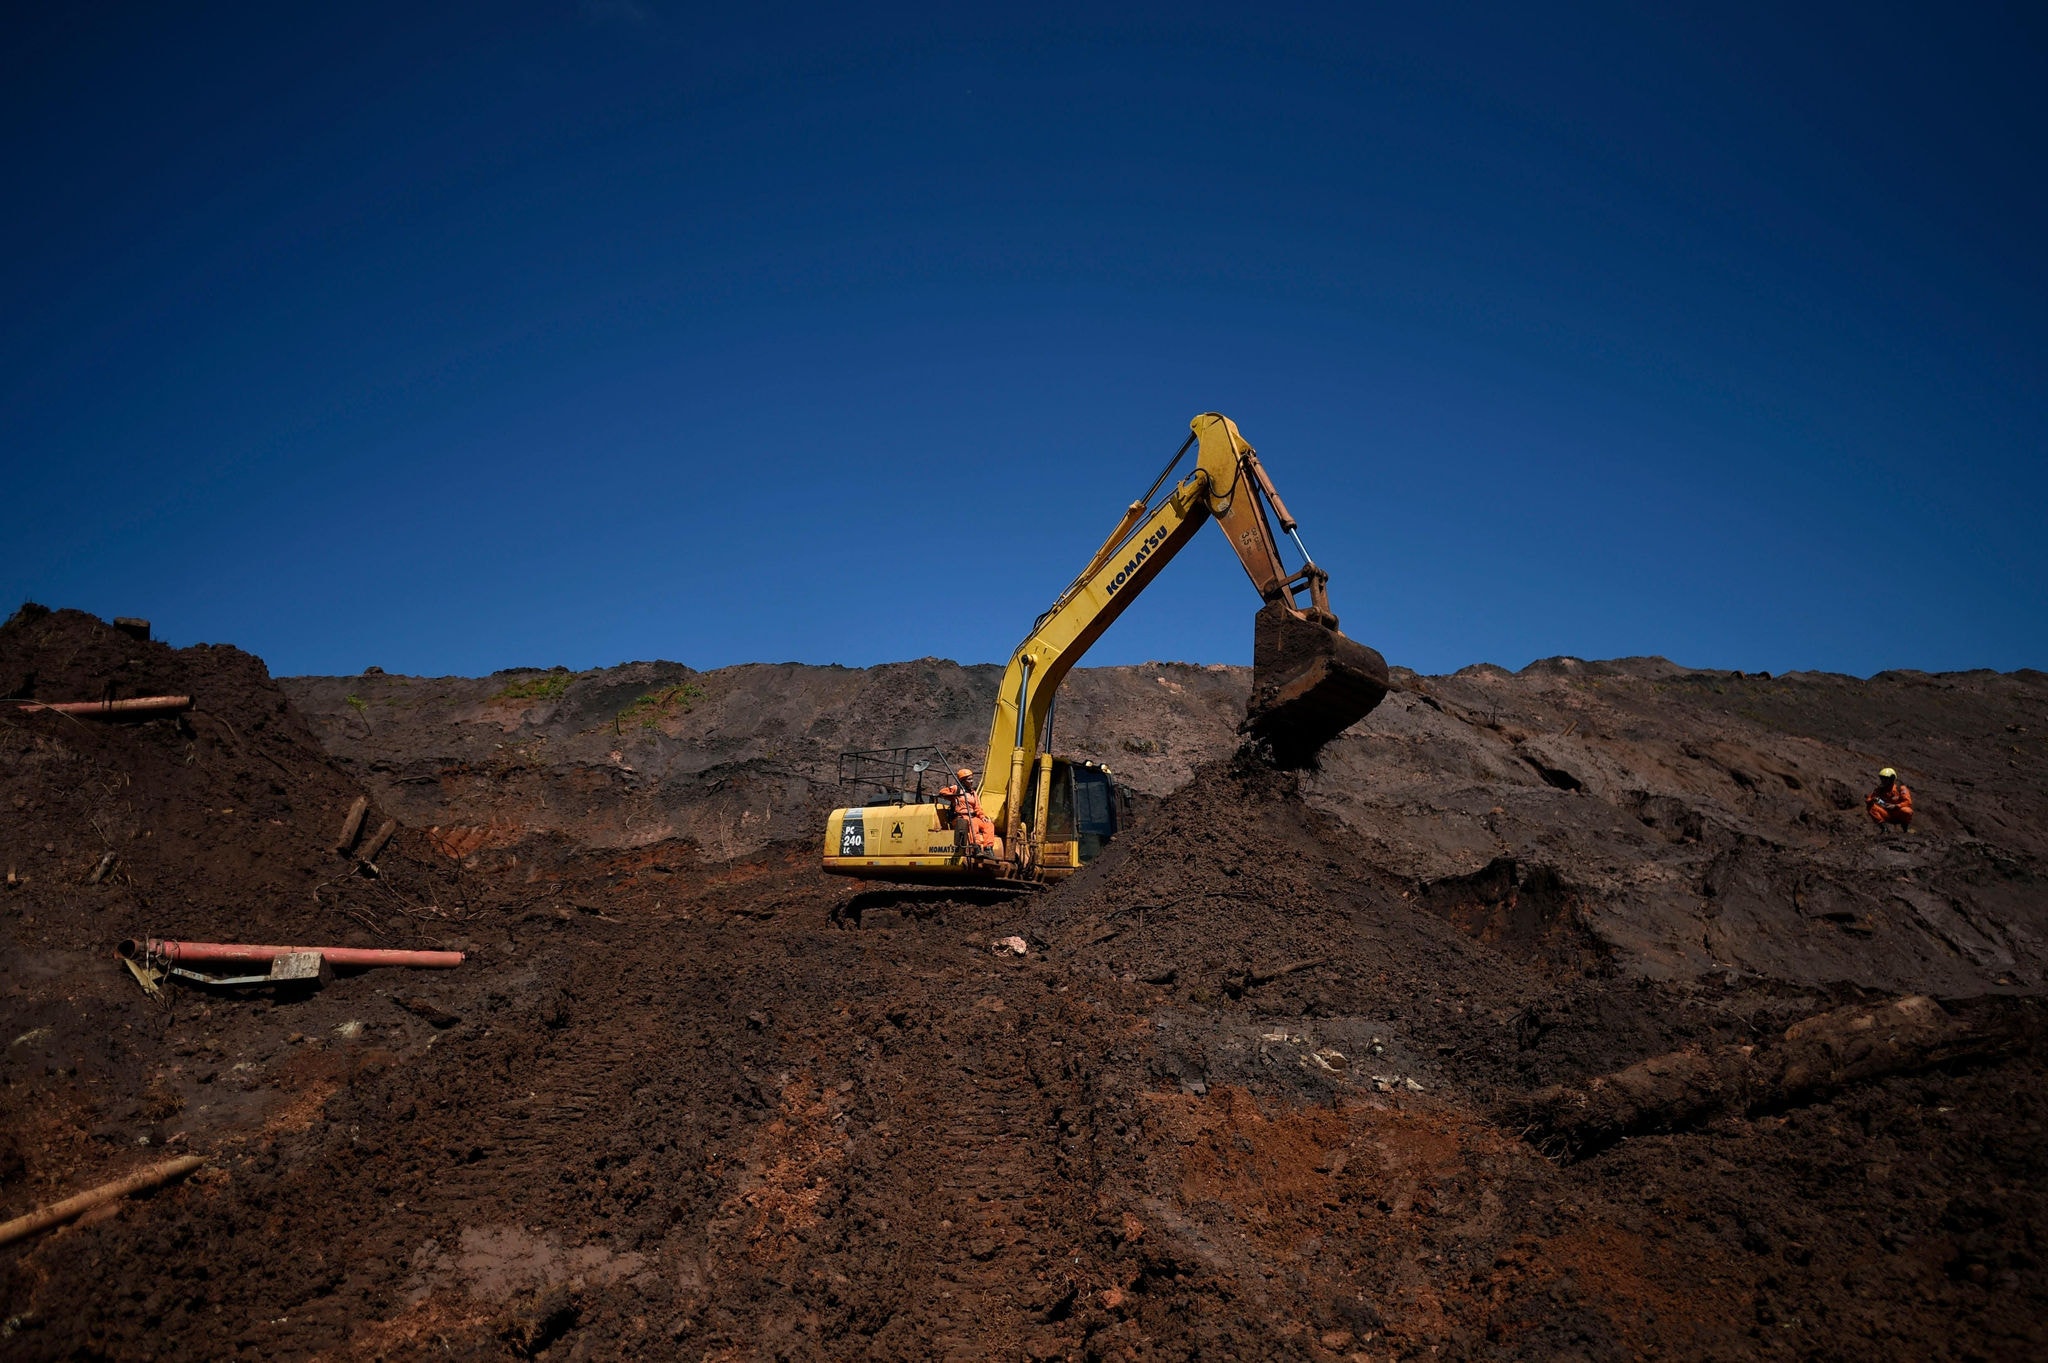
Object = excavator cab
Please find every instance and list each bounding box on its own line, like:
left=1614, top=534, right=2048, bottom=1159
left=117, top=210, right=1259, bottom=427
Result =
left=1017, top=756, right=1124, bottom=875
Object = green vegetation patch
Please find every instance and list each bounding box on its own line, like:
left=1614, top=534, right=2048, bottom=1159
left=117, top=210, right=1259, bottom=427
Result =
left=616, top=682, right=704, bottom=732
left=493, top=669, right=574, bottom=703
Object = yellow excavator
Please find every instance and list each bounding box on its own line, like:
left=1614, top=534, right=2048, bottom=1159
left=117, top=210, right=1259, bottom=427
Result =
left=821, top=412, right=1388, bottom=884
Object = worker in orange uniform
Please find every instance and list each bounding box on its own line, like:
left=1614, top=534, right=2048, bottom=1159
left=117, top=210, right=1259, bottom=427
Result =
left=941, top=768, right=1000, bottom=862
left=1866, top=767, right=1914, bottom=832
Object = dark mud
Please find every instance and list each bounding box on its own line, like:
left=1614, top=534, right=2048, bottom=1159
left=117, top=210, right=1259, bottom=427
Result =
left=4, top=608, right=2046, bottom=1360
left=0, top=606, right=485, bottom=1272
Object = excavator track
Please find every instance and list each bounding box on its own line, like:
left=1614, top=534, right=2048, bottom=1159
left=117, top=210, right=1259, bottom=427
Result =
left=1242, top=602, right=1390, bottom=767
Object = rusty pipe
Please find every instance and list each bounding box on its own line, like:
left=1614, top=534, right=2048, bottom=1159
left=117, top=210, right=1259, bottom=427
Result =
left=119, top=938, right=465, bottom=969
left=15, top=695, right=193, bottom=717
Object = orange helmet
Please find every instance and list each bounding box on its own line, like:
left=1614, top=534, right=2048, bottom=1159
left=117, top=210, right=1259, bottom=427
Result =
left=956, top=768, right=974, bottom=781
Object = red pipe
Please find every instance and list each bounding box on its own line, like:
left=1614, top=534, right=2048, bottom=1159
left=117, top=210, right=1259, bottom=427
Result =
left=120, top=938, right=465, bottom=969
left=15, top=695, right=193, bottom=717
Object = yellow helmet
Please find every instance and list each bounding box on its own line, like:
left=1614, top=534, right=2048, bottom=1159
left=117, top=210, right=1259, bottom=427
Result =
left=1878, top=767, right=1897, bottom=779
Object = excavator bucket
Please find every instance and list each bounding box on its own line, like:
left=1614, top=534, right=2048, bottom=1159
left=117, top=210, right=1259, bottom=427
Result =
left=1243, top=602, right=1390, bottom=767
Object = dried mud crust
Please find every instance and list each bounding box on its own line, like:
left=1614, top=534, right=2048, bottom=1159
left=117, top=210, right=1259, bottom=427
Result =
left=0, top=748, right=2039, bottom=1360
left=1305, top=660, right=2048, bottom=995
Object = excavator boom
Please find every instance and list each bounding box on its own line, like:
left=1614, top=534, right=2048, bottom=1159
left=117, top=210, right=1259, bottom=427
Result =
left=976, top=413, right=1387, bottom=833
left=822, top=412, right=1387, bottom=883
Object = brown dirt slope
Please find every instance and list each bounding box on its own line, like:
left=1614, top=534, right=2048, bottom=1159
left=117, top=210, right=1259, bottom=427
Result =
left=1311, top=659, right=2048, bottom=992
left=2, top=607, right=2044, bottom=1361
left=287, top=652, right=2048, bottom=992
left=280, top=658, right=1248, bottom=861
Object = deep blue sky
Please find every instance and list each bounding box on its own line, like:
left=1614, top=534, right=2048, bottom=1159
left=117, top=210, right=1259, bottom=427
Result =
left=4, top=3, right=2043, bottom=678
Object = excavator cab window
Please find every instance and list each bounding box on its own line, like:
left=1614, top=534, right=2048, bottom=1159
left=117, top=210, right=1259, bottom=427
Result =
left=1021, top=761, right=1117, bottom=865
left=1072, top=765, right=1117, bottom=862
left=1046, top=767, right=1075, bottom=839
left=1021, top=764, right=1060, bottom=841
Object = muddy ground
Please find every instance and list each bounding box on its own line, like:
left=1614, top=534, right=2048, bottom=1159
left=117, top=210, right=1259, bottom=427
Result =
left=4, top=604, right=2046, bottom=1361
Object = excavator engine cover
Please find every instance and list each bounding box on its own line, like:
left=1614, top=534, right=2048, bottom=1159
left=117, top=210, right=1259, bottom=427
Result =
left=1243, top=602, right=1390, bottom=766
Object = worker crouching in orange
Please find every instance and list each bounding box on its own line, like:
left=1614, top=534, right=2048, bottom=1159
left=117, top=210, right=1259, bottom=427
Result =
left=1866, top=767, right=1914, bottom=831
left=941, top=768, right=1000, bottom=863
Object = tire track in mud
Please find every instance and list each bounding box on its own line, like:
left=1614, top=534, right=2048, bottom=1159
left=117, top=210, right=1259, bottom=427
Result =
left=475, top=898, right=1124, bottom=1359
left=827, top=954, right=1112, bottom=1360
left=884, top=1046, right=1069, bottom=1350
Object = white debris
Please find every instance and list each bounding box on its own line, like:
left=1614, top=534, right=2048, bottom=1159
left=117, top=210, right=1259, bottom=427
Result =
left=991, top=936, right=1028, bottom=956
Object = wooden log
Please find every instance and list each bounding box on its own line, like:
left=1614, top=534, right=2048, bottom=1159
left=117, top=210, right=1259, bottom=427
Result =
left=1249, top=958, right=1325, bottom=986
left=356, top=819, right=398, bottom=866
left=333, top=796, right=369, bottom=854
left=1500, top=995, right=2013, bottom=1159
left=0, top=1155, right=205, bottom=1247
left=1502, top=1048, right=1750, bottom=1158
left=1773, top=993, right=1988, bottom=1096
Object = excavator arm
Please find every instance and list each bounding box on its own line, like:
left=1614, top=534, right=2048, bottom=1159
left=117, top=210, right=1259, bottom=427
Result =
left=976, top=413, right=1387, bottom=851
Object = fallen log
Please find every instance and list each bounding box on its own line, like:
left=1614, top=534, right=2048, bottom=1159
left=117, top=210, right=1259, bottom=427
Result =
left=356, top=818, right=398, bottom=866
left=1249, top=957, right=1325, bottom=986
left=0, top=1155, right=206, bottom=1247
left=1775, top=992, right=1996, bottom=1096
left=13, top=695, right=192, bottom=718
left=1222, top=957, right=1326, bottom=998
left=120, top=938, right=465, bottom=970
left=1500, top=995, right=2019, bottom=1160
left=333, top=795, right=370, bottom=853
